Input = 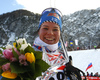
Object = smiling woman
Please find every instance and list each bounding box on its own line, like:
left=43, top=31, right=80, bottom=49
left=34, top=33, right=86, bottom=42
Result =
left=33, top=7, right=67, bottom=80
left=38, top=22, right=60, bottom=44
left=32, top=7, right=87, bottom=80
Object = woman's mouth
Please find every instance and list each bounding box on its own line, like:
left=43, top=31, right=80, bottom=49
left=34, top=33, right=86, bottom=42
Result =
left=45, top=38, right=54, bottom=41
left=44, top=37, right=55, bottom=44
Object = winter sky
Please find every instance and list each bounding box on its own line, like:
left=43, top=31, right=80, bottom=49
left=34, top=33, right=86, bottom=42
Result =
left=1, top=0, right=100, bottom=15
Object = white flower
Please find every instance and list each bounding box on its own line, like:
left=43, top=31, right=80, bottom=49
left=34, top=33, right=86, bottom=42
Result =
left=28, top=43, right=31, bottom=46
left=20, top=43, right=31, bottom=50
left=20, top=44, right=28, bottom=50
left=6, top=44, right=13, bottom=49
left=16, top=38, right=27, bottom=45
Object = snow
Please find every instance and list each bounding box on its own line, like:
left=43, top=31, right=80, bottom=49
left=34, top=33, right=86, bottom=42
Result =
left=8, top=32, right=15, bottom=42
left=67, top=49, right=100, bottom=75
left=7, top=32, right=16, bottom=45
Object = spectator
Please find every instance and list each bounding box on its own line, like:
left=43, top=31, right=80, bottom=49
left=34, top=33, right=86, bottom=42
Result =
left=86, top=72, right=89, bottom=76
left=69, top=56, right=73, bottom=65
left=77, top=47, right=80, bottom=50
left=94, top=46, right=97, bottom=50
left=90, top=72, right=93, bottom=77
left=94, top=72, right=99, bottom=77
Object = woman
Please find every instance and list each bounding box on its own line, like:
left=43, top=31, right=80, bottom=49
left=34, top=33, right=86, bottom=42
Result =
left=33, top=8, right=86, bottom=80
left=33, top=8, right=67, bottom=80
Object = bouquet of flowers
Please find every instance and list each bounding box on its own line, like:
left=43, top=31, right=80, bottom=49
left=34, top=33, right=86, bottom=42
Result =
left=0, top=38, right=50, bottom=80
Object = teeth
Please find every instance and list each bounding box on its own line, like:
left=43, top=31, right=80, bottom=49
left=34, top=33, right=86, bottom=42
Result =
left=46, top=38, right=53, bottom=40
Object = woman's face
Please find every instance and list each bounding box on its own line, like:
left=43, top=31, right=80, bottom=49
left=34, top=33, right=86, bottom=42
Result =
left=38, top=22, right=60, bottom=45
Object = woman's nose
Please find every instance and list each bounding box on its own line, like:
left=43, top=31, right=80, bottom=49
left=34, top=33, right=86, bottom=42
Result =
left=47, top=30, right=53, bottom=35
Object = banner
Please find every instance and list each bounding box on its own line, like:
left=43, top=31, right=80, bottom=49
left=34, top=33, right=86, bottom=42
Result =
left=70, top=41, right=73, bottom=46
left=82, top=76, right=100, bottom=80
left=75, top=39, right=78, bottom=45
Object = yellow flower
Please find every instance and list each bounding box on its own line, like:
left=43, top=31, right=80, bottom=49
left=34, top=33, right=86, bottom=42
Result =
left=13, top=42, right=16, bottom=48
left=2, top=71, right=17, bottom=79
left=25, top=52, right=35, bottom=63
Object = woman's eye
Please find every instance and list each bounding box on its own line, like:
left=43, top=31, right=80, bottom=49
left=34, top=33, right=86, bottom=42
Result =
left=43, top=28, right=48, bottom=30
left=53, top=29, right=58, bottom=31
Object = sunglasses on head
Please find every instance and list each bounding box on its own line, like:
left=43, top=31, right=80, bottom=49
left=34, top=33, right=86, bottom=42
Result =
left=42, top=8, right=62, bottom=17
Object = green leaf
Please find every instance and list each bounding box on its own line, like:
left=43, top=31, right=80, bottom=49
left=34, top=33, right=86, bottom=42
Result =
left=24, top=46, right=35, bottom=53
left=19, top=72, right=35, bottom=80
left=29, top=62, right=35, bottom=73
left=33, top=63, right=42, bottom=79
left=33, top=51, right=42, bottom=59
left=18, top=62, right=35, bottom=79
left=10, top=62, right=31, bottom=73
left=0, top=57, right=9, bottom=66
left=0, top=50, right=2, bottom=54
left=30, top=60, right=50, bottom=79
left=12, top=48, right=19, bottom=60
left=36, top=59, right=50, bottom=72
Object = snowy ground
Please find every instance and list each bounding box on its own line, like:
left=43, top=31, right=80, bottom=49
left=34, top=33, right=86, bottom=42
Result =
left=67, top=49, right=100, bottom=75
